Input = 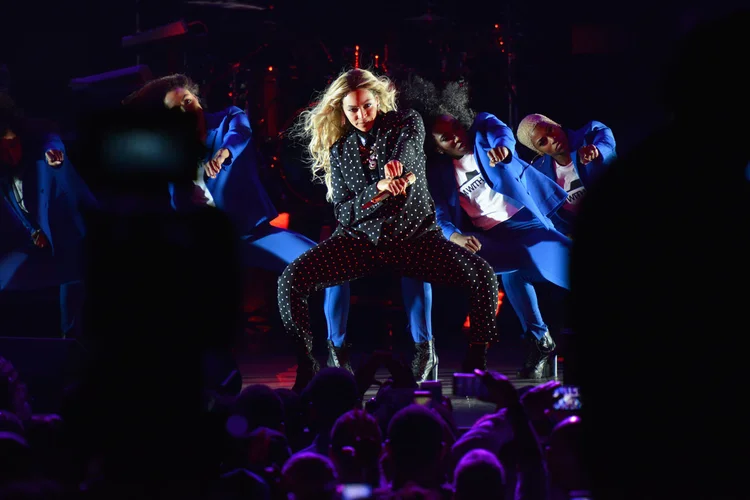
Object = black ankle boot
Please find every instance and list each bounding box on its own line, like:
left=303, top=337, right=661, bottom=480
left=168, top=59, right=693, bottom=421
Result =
left=411, top=339, right=439, bottom=383
left=461, top=342, right=489, bottom=373
left=517, top=331, right=556, bottom=380
left=292, top=336, right=320, bottom=394
left=326, top=340, right=353, bottom=373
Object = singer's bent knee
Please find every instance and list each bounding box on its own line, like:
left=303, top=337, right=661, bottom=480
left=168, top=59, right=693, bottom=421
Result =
left=469, top=253, right=498, bottom=283
left=279, top=256, right=313, bottom=292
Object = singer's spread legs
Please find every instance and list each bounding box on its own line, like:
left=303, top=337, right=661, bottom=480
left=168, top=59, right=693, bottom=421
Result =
left=278, top=231, right=498, bottom=390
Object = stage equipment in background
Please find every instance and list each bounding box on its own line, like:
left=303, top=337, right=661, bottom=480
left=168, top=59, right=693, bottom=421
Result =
left=121, top=20, right=190, bottom=48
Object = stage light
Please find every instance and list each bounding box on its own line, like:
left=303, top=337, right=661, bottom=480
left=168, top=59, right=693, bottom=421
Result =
left=270, top=212, right=290, bottom=229
left=464, top=291, right=505, bottom=328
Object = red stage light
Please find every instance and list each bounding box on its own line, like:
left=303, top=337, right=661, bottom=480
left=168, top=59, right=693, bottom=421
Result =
left=270, top=212, right=290, bottom=229
left=464, top=291, right=505, bottom=328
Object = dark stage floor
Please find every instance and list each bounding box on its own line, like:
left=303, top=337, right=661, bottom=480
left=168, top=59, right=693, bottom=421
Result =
left=234, top=328, right=564, bottom=429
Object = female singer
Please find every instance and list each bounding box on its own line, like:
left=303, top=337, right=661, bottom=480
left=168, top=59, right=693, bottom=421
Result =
left=279, top=68, right=499, bottom=391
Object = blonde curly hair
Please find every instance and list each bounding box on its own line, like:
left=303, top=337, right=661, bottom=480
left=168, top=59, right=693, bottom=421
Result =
left=293, top=68, right=398, bottom=201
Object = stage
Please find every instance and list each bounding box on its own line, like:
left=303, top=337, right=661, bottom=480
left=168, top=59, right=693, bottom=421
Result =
left=234, top=331, right=565, bottom=429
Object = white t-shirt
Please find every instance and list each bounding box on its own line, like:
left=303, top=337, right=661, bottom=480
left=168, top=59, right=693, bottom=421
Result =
left=554, top=160, right=586, bottom=214
left=453, top=153, right=522, bottom=230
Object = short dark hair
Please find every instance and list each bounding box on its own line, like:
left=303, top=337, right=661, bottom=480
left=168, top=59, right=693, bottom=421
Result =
left=232, top=384, right=285, bottom=432
left=330, top=409, right=382, bottom=463
left=454, top=449, right=506, bottom=500
left=304, top=368, right=359, bottom=425
left=387, top=405, right=444, bottom=462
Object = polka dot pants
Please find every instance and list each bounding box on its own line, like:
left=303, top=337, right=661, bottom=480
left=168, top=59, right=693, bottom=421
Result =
left=278, top=230, right=499, bottom=347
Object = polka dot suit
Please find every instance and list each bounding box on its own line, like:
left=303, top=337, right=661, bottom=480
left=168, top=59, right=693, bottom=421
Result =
left=278, top=109, right=499, bottom=349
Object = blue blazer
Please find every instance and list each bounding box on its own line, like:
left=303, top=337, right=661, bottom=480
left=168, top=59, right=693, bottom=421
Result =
left=532, top=121, right=617, bottom=234
left=173, top=106, right=278, bottom=235
left=0, top=125, right=95, bottom=290
left=428, top=112, right=568, bottom=240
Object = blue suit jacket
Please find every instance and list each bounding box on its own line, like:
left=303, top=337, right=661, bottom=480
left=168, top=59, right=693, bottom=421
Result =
left=531, top=121, right=617, bottom=234
left=173, top=106, right=278, bottom=236
left=0, top=125, right=95, bottom=290
left=428, top=112, right=568, bottom=240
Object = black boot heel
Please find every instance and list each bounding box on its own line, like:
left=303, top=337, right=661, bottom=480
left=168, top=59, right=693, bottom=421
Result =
left=428, top=352, right=439, bottom=381
left=412, top=339, right=438, bottom=384
left=326, top=340, right=353, bottom=373
left=547, top=354, right=558, bottom=378
left=517, top=331, right=556, bottom=380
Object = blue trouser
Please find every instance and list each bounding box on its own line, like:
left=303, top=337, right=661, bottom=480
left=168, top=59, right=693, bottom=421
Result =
left=464, top=209, right=571, bottom=341
left=244, top=223, right=432, bottom=345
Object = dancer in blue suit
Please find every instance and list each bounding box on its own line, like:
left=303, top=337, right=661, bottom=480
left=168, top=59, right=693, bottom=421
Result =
left=516, top=113, right=617, bottom=237
left=124, top=75, right=434, bottom=384
left=0, top=93, right=94, bottom=338
left=400, top=77, right=571, bottom=379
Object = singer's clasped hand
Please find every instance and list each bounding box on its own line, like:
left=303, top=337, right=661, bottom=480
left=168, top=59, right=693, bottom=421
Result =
left=384, top=159, right=403, bottom=179
left=377, top=176, right=409, bottom=196
left=378, top=159, right=409, bottom=196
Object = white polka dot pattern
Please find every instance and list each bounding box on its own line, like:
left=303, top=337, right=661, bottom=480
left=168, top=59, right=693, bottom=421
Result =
left=329, top=109, right=437, bottom=245
left=277, top=109, right=500, bottom=347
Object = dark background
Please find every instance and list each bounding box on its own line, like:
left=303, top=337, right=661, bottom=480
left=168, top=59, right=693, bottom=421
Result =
left=3, top=0, right=738, bottom=149
left=0, top=0, right=739, bottom=347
